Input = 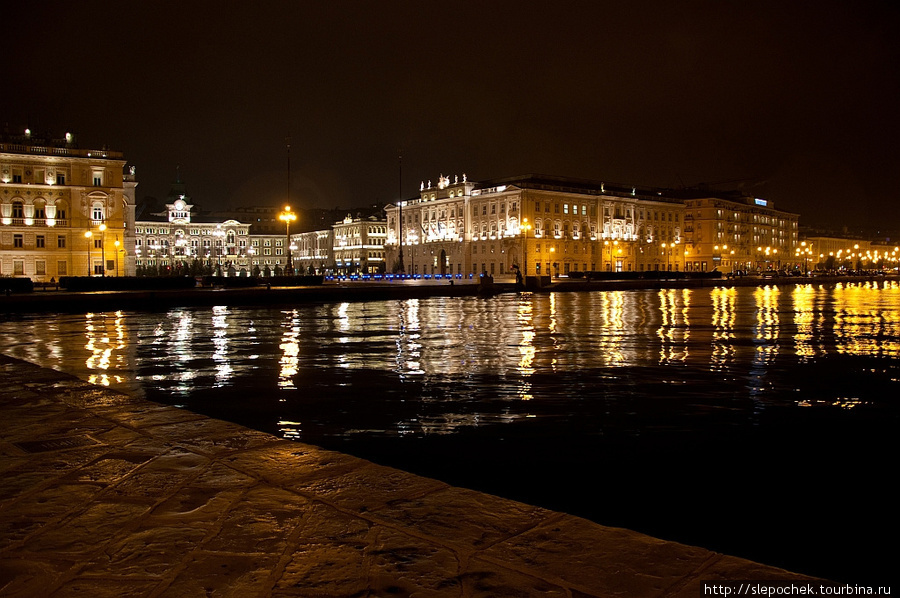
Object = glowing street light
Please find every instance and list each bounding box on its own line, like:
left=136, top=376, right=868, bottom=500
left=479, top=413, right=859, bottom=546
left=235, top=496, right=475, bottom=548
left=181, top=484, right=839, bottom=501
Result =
left=279, top=206, right=297, bottom=275
left=521, top=217, right=532, bottom=276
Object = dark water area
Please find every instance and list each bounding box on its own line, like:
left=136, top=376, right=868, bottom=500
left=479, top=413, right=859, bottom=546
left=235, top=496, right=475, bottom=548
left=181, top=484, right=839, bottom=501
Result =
left=2, top=282, right=898, bottom=582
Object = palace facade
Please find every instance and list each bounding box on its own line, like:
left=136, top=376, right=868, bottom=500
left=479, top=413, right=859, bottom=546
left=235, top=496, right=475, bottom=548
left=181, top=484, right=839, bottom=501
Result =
left=383, top=174, right=799, bottom=277
left=1, top=131, right=136, bottom=279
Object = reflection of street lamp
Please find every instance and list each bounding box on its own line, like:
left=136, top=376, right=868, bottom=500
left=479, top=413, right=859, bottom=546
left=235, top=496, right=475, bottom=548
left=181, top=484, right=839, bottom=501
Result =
left=84, top=231, right=93, bottom=275
left=521, top=218, right=532, bottom=275
left=279, top=206, right=297, bottom=275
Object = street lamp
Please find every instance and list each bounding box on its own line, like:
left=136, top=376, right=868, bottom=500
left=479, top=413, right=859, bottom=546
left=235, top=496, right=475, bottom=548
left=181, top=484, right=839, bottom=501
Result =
left=114, top=238, right=121, bottom=277
left=98, top=223, right=107, bottom=276
left=84, top=231, right=93, bottom=275
left=279, top=205, right=297, bottom=275
left=604, top=239, right=618, bottom=271
left=521, top=218, right=532, bottom=276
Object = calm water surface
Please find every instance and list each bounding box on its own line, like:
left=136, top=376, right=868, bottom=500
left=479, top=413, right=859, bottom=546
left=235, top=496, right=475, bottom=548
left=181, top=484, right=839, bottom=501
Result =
left=2, top=281, right=898, bottom=582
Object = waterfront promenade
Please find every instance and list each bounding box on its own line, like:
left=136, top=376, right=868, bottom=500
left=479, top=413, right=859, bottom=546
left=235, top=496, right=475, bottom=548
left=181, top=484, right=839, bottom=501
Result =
left=0, top=353, right=819, bottom=596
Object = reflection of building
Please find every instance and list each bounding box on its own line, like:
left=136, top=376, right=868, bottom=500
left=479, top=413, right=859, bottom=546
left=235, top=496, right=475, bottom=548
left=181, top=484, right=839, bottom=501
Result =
left=1, top=129, right=136, bottom=279
left=333, top=214, right=387, bottom=274
left=384, top=174, right=801, bottom=277
left=680, top=192, right=799, bottom=272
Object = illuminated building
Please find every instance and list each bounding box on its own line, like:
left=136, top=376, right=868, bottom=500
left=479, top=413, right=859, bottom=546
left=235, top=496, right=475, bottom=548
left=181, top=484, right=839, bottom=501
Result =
left=384, top=174, right=803, bottom=278
left=384, top=174, right=688, bottom=277
left=679, top=192, right=799, bottom=272
left=1, top=129, right=136, bottom=279
left=333, top=214, right=388, bottom=274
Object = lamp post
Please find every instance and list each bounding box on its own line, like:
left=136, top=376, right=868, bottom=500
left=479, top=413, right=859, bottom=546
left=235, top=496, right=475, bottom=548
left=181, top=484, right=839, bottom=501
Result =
left=604, top=239, right=618, bottom=271
left=84, top=231, right=93, bottom=276
left=114, top=238, right=120, bottom=277
left=521, top=217, right=532, bottom=275
left=279, top=206, right=297, bottom=275
left=98, top=223, right=107, bottom=276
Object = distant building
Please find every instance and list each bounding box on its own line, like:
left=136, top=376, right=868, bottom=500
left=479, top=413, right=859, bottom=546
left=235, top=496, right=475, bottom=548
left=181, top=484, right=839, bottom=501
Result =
left=383, top=174, right=801, bottom=277
left=133, top=190, right=253, bottom=276
left=332, top=214, right=387, bottom=274
left=679, top=192, right=799, bottom=272
left=0, top=129, right=136, bottom=279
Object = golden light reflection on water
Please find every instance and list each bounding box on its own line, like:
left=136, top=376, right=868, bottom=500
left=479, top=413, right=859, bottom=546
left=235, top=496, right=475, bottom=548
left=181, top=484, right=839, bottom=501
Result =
left=598, top=291, right=626, bottom=366
left=211, top=306, right=233, bottom=387
left=753, top=285, right=781, bottom=363
left=833, top=281, right=900, bottom=358
left=657, top=289, right=689, bottom=364
left=2, top=283, right=899, bottom=430
left=710, top=287, right=736, bottom=370
left=84, top=311, right=127, bottom=387
left=792, top=285, right=818, bottom=361
left=279, top=309, right=300, bottom=389
left=397, top=298, right=424, bottom=376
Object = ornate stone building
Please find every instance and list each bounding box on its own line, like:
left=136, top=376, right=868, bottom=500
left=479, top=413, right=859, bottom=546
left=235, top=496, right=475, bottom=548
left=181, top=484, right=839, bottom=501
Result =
left=383, top=174, right=800, bottom=278
left=384, top=174, right=689, bottom=277
left=1, top=129, right=136, bottom=279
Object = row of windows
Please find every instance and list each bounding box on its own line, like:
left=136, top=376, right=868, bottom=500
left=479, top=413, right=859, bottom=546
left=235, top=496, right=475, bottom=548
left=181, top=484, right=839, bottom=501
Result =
left=8, top=234, right=69, bottom=248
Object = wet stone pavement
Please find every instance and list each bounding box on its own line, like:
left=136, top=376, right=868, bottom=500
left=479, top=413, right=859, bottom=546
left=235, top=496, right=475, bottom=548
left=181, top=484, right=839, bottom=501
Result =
left=0, top=354, right=817, bottom=597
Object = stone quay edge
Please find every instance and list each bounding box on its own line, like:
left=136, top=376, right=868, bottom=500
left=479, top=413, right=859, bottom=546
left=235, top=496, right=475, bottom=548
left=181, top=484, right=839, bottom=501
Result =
left=0, top=353, right=821, bottom=596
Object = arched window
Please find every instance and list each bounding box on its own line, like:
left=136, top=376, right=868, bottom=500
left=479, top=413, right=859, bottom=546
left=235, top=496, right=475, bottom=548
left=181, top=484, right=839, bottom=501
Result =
left=91, top=202, right=105, bottom=221
left=34, top=201, right=46, bottom=219
left=12, top=201, right=24, bottom=219
left=56, top=200, right=68, bottom=220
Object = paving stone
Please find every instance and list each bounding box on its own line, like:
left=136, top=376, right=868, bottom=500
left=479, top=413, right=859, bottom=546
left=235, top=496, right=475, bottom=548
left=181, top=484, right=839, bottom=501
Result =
left=80, top=525, right=209, bottom=578
left=143, top=418, right=278, bottom=456
left=155, top=552, right=279, bottom=597
left=481, top=514, right=715, bottom=596
left=66, top=453, right=156, bottom=484
left=273, top=542, right=370, bottom=596
left=298, top=462, right=448, bottom=514
left=202, top=486, right=310, bottom=554
left=669, top=554, right=820, bottom=596
left=144, top=484, right=243, bottom=526
left=223, top=442, right=365, bottom=488
left=0, top=354, right=821, bottom=596
left=371, top=486, right=555, bottom=551
left=0, top=558, right=77, bottom=597
left=460, top=560, right=570, bottom=597
left=49, top=578, right=161, bottom=597
left=21, top=501, right=151, bottom=557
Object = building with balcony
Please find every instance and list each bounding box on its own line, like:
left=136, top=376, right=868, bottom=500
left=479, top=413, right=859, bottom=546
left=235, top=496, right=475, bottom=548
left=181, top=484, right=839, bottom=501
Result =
left=134, top=189, right=252, bottom=276
left=384, top=174, right=689, bottom=278
left=679, top=192, right=799, bottom=273
left=1, top=129, right=136, bottom=279
left=332, top=214, right=388, bottom=274
left=383, top=174, right=802, bottom=278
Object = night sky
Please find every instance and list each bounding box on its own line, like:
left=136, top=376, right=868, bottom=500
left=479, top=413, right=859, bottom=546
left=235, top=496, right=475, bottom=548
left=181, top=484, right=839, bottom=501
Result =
left=8, top=1, right=899, bottom=230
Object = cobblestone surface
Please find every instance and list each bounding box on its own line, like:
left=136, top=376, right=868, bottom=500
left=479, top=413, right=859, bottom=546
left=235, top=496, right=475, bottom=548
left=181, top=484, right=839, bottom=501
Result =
left=0, top=354, right=818, bottom=596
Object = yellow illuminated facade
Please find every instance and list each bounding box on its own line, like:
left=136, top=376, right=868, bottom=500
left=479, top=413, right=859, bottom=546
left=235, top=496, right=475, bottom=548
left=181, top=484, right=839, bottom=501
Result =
left=384, top=174, right=693, bottom=277
left=681, top=195, right=799, bottom=273
left=1, top=130, right=136, bottom=279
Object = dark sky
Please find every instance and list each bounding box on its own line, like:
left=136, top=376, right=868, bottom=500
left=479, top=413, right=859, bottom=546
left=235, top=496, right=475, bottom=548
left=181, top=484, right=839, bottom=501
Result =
left=7, top=1, right=899, bottom=229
